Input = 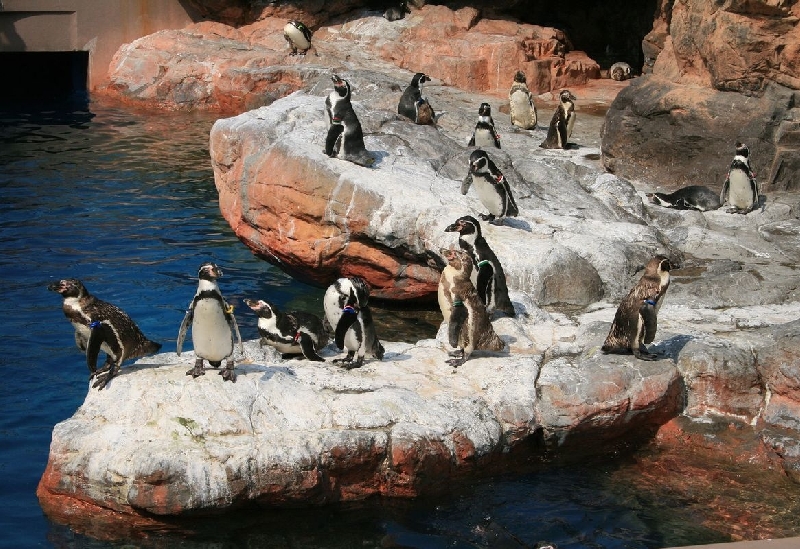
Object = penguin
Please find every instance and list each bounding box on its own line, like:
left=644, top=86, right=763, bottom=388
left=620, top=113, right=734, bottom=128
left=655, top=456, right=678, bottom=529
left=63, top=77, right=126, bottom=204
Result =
left=445, top=215, right=515, bottom=316
left=461, top=149, right=519, bottom=225
left=601, top=255, right=671, bottom=361
left=177, top=262, right=243, bottom=382
left=646, top=185, right=721, bottom=212
left=245, top=299, right=328, bottom=361
left=609, top=61, right=633, bottom=81
left=468, top=103, right=501, bottom=149
left=384, top=0, right=411, bottom=21
left=48, top=278, right=161, bottom=390
left=720, top=142, right=759, bottom=214
left=539, top=89, right=576, bottom=149
left=283, top=20, right=313, bottom=55
left=508, top=70, right=537, bottom=130
left=323, top=277, right=384, bottom=369
left=438, top=248, right=505, bottom=368
left=324, top=74, right=375, bottom=167
left=398, top=72, right=435, bottom=124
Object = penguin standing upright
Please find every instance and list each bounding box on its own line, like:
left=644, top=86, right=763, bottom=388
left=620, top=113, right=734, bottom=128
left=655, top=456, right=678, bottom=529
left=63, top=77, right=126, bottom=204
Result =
left=324, top=74, right=375, bottom=167
left=461, top=149, right=519, bottom=225
left=508, top=71, right=537, bottom=130
left=602, top=255, right=671, bottom=360
left=438, top=248, right=505, bottom=368
left=49, top=278, right=162, bottom=389
left=245, top=299, right=328, bottom=361
left=540, top=89, right=576, bottom=149
left=445, top=215, right=515, bottom=316
left=283, top=20, right=313, bottom=55
left=398, top=72, right=435, bottom=124
left=468, top=103, right=501, bottom=148
left=177, top=262, right=242, bottom=382
left=323, top=277, right=384, bottom=369
left=720, top=142, right=759, bottom=214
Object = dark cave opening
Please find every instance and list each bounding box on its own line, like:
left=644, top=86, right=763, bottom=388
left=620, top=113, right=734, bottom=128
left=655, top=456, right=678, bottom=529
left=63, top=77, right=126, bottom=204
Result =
left=0, top=51, right=89, bottom=101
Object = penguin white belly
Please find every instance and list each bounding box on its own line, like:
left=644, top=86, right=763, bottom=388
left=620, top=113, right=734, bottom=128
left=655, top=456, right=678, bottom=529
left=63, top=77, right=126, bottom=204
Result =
left=343, top=327, right=361, bottom=353
left=566, top=111, right=575, bottom=138
left=472, top=129, right=496, bottom=148
left=283, top=24, right=310, bottom=50
left=728, top=169, right=755, bottom=209
left=438, top=266, right=458, bottom=323
left=509, top=91, right=535, bottom=129
left=474, top=180, right=504, bottom=216
left=191, top=299, right=233, bottom=361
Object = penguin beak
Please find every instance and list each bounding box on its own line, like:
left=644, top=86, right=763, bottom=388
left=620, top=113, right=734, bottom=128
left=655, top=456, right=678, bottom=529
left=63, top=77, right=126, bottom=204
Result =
left=47, top=280, right=63, bottom=292
left=444, top=222, right=459, bottom=232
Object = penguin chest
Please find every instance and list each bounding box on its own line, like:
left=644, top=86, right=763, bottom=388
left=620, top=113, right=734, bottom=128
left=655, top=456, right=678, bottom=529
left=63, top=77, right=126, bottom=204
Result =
left=565, top=107, right=576, bottom=138
left=283, top=25, right=310, bottom=51
left=438, top=267, right=458, bottom=323
left=728, top=169, right=755, bottom=209
left=258, top=317, right=300, bottom=354
left=472, top=128, right=496, bottom=148
left=509, top=91, right=535, bottom=128
left=191, top=299, right=233, bottom=361
left=474, top=178, right=505, bottom=216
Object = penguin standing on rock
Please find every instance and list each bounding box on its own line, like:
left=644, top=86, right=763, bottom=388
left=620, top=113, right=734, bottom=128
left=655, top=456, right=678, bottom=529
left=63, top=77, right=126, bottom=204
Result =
left=540, top=89, right=576, bottom=149
left=283, top=20, right=313, bottom=55
left=398, top=72, right=435, bottom=124
left=48, top=278, right=162, bottom=390
left=177, top=262, right=242, bottom=382
left=720, top=142, right=760, bottom=214
left=323, top=277, right=384, bottom=369
left=468, top=103, right=501, bottom=148
left=438, top=248, right=505, bottom=368
left=245, top=299, right=328, bottom=361
left=461, top=149, right=519, bottom=225
left=602, top=255, right=671, bottom=360
left=445, top=215, right=515, bottom=316
left=324, top=74, right=375, bottom=167
left=508, top=71, right=537, bottom=130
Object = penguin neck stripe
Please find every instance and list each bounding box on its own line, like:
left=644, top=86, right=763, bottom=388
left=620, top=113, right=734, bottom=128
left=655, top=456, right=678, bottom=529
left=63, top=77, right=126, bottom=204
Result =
left=477, top=260, right=491, bottom=268
left=453, top=300, right=464, bottom=307
left=90, top=320, right=101, bottom=329
left=644, top=299, right=657, bottom=306
left=343, top=305, right=357, bottom=314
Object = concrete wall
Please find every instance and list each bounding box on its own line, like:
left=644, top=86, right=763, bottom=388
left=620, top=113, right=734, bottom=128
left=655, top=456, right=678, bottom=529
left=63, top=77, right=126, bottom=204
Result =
left=0, top=0, right=200, bottom=90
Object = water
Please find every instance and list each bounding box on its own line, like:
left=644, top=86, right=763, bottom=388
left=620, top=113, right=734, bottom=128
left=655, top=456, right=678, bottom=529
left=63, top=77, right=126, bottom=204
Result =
left=0, top=96, right=785, bottom=548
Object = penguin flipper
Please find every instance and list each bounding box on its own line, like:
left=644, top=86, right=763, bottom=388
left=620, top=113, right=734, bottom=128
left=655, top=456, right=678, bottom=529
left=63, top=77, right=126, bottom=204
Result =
left=298, top=332, right=325, bottom=362
left=86, top=321, right=111, bottom=375
left=448, top=304, right=468, bottom=349
left=225, top=305, right=244, bottom=354
left=176, top=307, right=193, bottom=356
left=334, top=310, right=359, bottom=350
left=476, top=262, right=494, bottom=306
left=640, top=300, right=659, bottom=344
left=460, top=173, right=473, bottom=195
left=720, top=177, right=730, bottom=204
left=325, top=124, right=344, bottom=157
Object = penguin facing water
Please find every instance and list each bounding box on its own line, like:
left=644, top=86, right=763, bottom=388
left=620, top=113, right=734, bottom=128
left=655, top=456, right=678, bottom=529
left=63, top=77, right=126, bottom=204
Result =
left=720, top=142, right=759, bottom=214
left=324, top=74, right=375, bottom=167
left=48, top=278, right=161, bottom=390
left=398, top=72, right=435, bottom=125
left=323, top=277, right=384, bottom=369
left=508, top=70, right=537, bottom=130
left=461, top=149, right=519, bottom=225
left=445, top=215, right=515, bottom=317
left=602, top=255, right=671, bottom=361
left=283, top=20, right=313, bottom=55
left=468, top=102, right=501, bottom=149
left=245, top=299, right=328, bottom=361
left=438, top=248, right=505, bottom=368
left=177, top=262, right=243, bottom=382
left=540, top=89, right=576, bottom=149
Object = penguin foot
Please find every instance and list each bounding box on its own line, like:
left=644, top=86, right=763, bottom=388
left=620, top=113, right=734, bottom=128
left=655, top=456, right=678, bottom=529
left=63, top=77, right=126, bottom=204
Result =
left=446, top=356, right=466, bottom=368
left=488, top=218, right=505, bottom=226
left=220, top=361, right=237, bottom=382
left=186, top=359, right=205, bottom=378
left=479, top=213, right=496, bottom=222
left=91, top=365, right=119, bottom=390
left=344, top=356, right=364, bottom=370
left=633, top=348, right=660, bottom=361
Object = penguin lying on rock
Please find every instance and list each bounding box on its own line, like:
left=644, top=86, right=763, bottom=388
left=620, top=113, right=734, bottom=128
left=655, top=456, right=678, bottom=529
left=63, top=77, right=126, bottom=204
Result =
left=178, top=262, right=242, bottom=382
left=438, top=248, right=505, bottom=368
left=646, top=185, right=721, bottom=212
left=468, top=102, right=501, bottom=149
left=49, top=278, right=161, bottom=390
left=461, top=149, right=519, bottom=225
left=384, top=0, right=411, bottom=21
left=245, top=298, right=328, bottom=361
left=602, top=255, right=671, bottom=361
left=720, top=142, right=760, bottom=214
left=323, top=277, right=384, bottom=369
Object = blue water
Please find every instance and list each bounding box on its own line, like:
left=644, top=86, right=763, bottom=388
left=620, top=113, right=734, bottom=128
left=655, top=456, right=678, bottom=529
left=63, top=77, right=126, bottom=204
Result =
left=0, top=97, right=734, bottom=548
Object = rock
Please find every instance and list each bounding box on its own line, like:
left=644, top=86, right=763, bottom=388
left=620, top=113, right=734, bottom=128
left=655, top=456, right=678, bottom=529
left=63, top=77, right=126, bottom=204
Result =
left=100, top=7, right=600, bottom=113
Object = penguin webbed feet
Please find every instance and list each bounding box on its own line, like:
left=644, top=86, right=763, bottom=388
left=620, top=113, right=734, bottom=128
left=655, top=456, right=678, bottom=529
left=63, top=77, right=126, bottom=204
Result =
left=333, top=352, right=363, bottom=369
left=633, top=346, right=660, bottom=361
left=446, top=349, right=467, bottom=368
left=91, top=364, right=119, bottom=390
left=220, top=360, right=237, bottom=382
left=186, top=358, right=206, bottom=378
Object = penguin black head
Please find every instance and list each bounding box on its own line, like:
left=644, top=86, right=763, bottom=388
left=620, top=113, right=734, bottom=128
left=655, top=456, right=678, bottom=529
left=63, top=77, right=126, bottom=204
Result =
left=198, top=262, right=222, bottom=281
left=478, top=102, right=492, bottom=116
left=559, top=89, right=577, bottom=103
left=244, top=298, right=276, bottom=319
left=330, top=75, right=351, bottom=98
left=411, top=72, right=430, bottom=88
left=734, top=141, right=750, bottom=159
left=645, top=255, right=671, bottom=276
left=346, top=276, right=371, bottom=307
left=513, top=70, right=527, bottom=84
left=444, top=215, right=482, bottom=237
left=468, top=149, right=490, bottom=173
left=48, top=278, right=88, bottom=298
